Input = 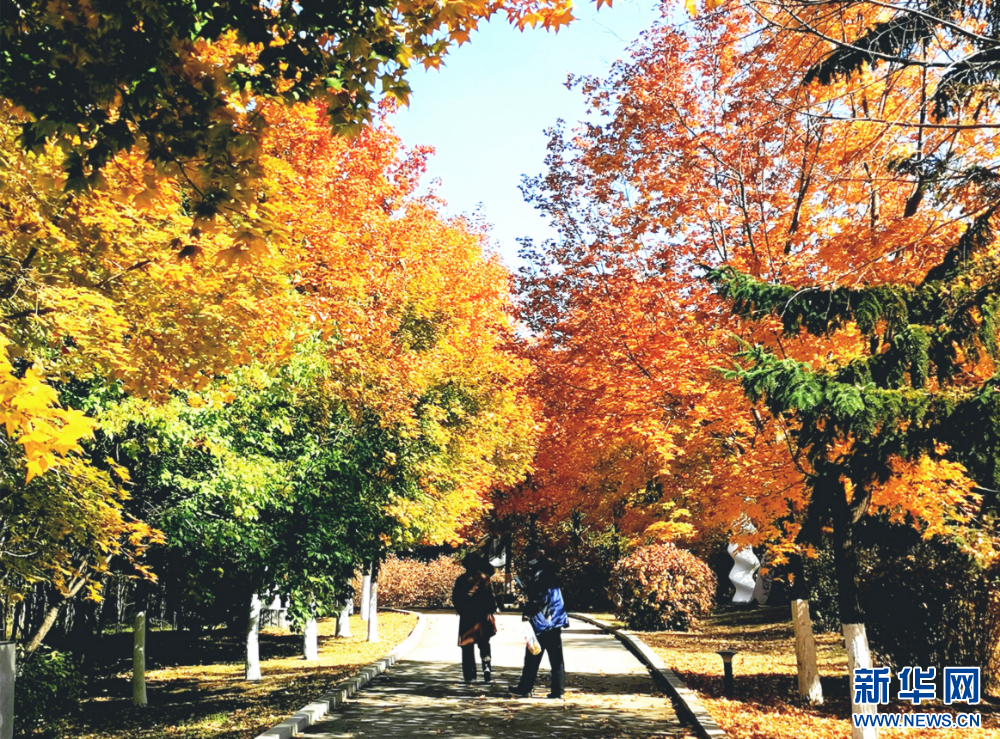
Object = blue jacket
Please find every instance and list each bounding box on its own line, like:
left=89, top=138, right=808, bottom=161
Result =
left=523, top=560, right=569, bottom=633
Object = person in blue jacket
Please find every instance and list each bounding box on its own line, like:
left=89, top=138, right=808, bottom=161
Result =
left=509, top=545, right=569, bottom=699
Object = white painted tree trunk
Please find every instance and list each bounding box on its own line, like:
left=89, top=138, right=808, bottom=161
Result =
left=0, top=642, right=14, bottom=739
left=246, top=594, right=262, bottom=681
left=336, top=599, right=352, bottom=638
left=367, top=579, right=378, bottom=643
left=360, top=572, right=371, bottom=622
left=843, top=622, right=878, bottom=739
left=133, top=611, right=148, bottom=707
left=791, top=600, right=823, bottom=705
left=303, top=611, right=318, bottom=660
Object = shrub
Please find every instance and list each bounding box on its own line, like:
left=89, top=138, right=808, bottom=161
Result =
left=859, top=533, right=1000, bottom=687
left=355, top=554, right=465, bottom=609
left=557, top=549, right=614, bottom=611
left=792, top=524, right=1000, bottom=686
left=803, top=545, right=841, bottom=633
left=14, top=645, right=84, bottom=736
left=610, top=543, right=716, bottom=631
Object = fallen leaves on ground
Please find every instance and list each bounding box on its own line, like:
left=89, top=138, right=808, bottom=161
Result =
left=66, top=612, right=417, bottom=739
left=637, top=606, right=1000, bottom=739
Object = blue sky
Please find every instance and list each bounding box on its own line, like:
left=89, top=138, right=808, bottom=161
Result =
left=390, top=0, right=662, bottom=268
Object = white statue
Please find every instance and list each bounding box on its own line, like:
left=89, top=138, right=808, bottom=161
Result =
left=727, top=542, right=760, bottom=604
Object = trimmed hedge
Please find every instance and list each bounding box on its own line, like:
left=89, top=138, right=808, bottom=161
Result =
left=611, top=543, right=716, bottom=631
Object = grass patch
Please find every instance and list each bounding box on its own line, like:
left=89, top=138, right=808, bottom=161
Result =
left=578, top=611, right=627, bottom=629
left=59, top=612, right=417, bottom=739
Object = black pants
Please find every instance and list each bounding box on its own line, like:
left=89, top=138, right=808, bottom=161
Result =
left=516, top=628, right=565, bottom=696
left=461, top=638, right=492, bottom=682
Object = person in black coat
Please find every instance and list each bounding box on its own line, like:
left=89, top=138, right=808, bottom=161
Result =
left=452, top=553, right=498, bottom=684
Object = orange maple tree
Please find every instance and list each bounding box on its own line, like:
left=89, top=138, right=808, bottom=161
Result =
left=256, top=100, right=539, bottom=546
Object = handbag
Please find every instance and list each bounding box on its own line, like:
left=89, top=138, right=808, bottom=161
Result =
left=459, top=614, right=498, bottom=646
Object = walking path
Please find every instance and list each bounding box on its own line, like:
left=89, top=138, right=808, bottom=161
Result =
left=302, top=613, right=686, bottom=738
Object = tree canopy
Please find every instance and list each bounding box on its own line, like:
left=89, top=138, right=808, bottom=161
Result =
left=1, top=0, right=577, bottom=224
left=515, top=0, right=999, bottom=569
left=0, top=54, right=537, bottom=646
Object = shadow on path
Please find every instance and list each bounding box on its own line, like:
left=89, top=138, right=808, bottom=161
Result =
left=303, top=614, right=686, bottom=739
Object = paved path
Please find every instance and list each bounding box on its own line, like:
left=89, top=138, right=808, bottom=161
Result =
left=303, top=613, right=686, bottom=738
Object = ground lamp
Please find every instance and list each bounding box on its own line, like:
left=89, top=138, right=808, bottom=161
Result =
left=717, top=648, right=738, bottom=698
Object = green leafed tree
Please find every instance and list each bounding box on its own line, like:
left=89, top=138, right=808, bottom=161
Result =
left=96, top=345, right=399, bottom=631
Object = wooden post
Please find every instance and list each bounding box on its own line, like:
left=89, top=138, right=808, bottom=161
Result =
left=791, top=599, right=823, bottom=704
left=245, top=594, right=262, bottom=681
left=0, top=642, right=13, bottom=739
left=336, top=599, right=352, bottom=638
left=367, top=559, right=379, bottom=643
left=132, top=611, right=148, bottom=707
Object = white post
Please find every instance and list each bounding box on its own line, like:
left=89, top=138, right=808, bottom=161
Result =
left=246, top=594, right=262, bottom=681
left=133, top=611, right=148, bottom=707
left=0, top=642, right=14, bottom=739
left=843, top=622, right=878, bottom=739
left=303, top=608, right=318, bottom=660
left=360, top=571, right=371, bottom=622
left=336, top=599, right=352, bottom=638
left=367, top=577, right=378, bottom=643
left=791, top=600, right=823, bottom=704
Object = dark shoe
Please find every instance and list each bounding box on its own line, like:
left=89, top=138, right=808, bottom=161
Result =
left=508, top=688, right=531, bottom=698
left=546, top=693, right=564, bottom=699
left=483, top=667, right=492, bottom=683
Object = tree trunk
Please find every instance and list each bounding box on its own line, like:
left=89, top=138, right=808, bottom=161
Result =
left=303, top=602, right=318, bottom=660
left=25, top=560, right=99, bottom=656
left=94, top=575, right=110, bottom=638
left=245, top=594, right=262, bottom=681
left=832, top=499, right=864, bottom=625
left=844, top=622, right=878, bottom=739
left=133, top=611, right=148, bottom=707
left=9, top=603, right=21, bottom=643
left=791, top=599, right=823, bottom=704
left=367, top=559, right=379, bottom=643
left=0, top=642, right=13, bottom=739
left=336, top=599, right=352, bottom=638
left=360, top=564, right=371, bottom=622
left=24, top=605, right=60, bottom=656
left=830, top=477, right=878, bottom=739
left=61, top=600, right=73, bottom=638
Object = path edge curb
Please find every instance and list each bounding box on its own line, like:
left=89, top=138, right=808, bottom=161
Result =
left=570, top=612, right=728, bottom=739
left=252, top=609, right=426, bottom=739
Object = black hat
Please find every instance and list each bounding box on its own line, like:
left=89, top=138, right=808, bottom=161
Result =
left=462, top=552, right=485, bottom=572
